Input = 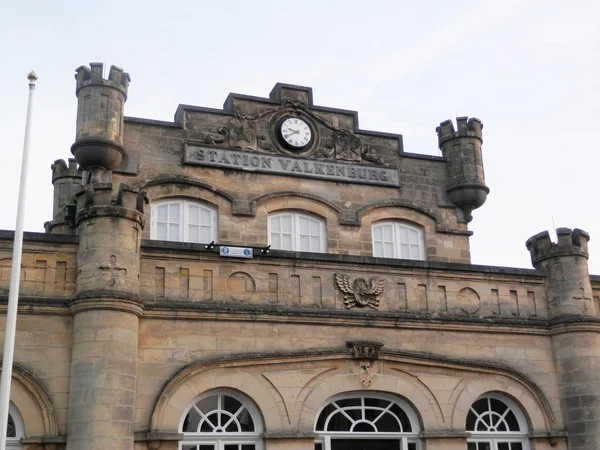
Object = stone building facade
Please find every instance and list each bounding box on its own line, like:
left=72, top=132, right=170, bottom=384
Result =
left=1, top=63, right=600, bottom=450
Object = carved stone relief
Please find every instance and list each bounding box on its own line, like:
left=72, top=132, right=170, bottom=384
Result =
left=197, top=99, right=385, bottom=165
left=335, top=274, right=386, bottom=310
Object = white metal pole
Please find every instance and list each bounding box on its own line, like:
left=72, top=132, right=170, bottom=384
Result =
left=0, top=71, right=37, bottom=449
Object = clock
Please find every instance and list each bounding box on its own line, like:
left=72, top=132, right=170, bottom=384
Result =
left=278, top=117, right=312, bottom=149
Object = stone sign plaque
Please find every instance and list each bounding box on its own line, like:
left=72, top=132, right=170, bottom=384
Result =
left=183, top=144, right=400, bottom=187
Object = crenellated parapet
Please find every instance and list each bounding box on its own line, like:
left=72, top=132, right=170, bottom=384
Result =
left=436, top=117, right=489, bottom=223
left=436, top=116, right=483, bottom=144
left=526, top=228, right=593, bottom=319
left=44, top=159, right=82, bottom=234
left=526, top=227, right=589, bottom=267
left=74, top=63, right=130, bottom=98
left=71, top=62, right=130, bottom=183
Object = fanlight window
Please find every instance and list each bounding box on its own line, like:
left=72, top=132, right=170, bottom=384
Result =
left=5, top=402, right=24, bottom=450
left=315, top=394, right=420, bottom=450
left=180, top=391, right=262, bottom=450
left=151, top=200, right=217, bottom=244
left=372, top=222, right=424, bottom=260
left=268, top=211, right=326, bottom=252
left=466, top=395, right=529, bottom=450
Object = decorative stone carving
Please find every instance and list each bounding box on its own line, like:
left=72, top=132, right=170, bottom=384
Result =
left=203, top=126, right=229, bottom=145
left=347, top=341, right=384, bottom=360
left=195, top=99, right=385, bottom=165
left=335, top=273, right=386, bottom=309
left=97, top=255, right=127, bottom=287
left=334, top=131, right=362, bottom=162
left=347, top=341, right=383, bottom=388
left=229, top=118, right=256, bottom=149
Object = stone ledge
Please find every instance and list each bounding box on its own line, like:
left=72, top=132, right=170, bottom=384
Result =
left=21, top=435, right=67, bottom=444
left=140, top=239, right=545, bottom=279
left=0, top=230, right=78, bottom=245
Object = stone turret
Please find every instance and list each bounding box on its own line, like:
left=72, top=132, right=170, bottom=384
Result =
left=44, top=158, right=81, bottom=234
left=66, top=63, right=146, bottom=450
left=71, top=62, right=130, bottom=183
left=526, top=228, right=600, bottom=450
left=526, top=227, right=593, bottom=317
left=436, top=117, right=489, bottom=222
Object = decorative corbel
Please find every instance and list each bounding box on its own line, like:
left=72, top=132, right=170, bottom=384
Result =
left=347, top=341, right=384, bottom=388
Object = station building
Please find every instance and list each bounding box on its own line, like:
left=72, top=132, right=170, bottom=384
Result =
left=2, top=63, right=600, bottom=450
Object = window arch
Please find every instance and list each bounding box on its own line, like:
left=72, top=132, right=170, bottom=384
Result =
left=5, top=402, right=24, bottom=449
left=466, top=393, right=529, bottom=450
left=372, top=222, right=424, bottom=260
left=180, top=389, right=263, bottom=450
left=268, top=211, right=326, bottom=252
left=151, top=199, right=217, bottom=244
left=314, top=393, right=421, bottom=450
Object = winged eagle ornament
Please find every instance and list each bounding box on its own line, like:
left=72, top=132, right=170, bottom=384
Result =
left=335, top=274, right=386, bottom=310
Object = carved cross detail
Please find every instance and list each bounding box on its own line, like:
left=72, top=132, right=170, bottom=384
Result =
left=573, top=287, right=593, bottom=311
left=98, top=255, right=127, bottom=287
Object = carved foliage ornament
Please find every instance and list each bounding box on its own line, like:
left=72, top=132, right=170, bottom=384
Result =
left=335, top=273, right=386, bottom=310
left=200, top=99, right=384, bottom=165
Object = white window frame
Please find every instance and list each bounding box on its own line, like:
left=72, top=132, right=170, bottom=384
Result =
left=5, top=402, right=24, bottom=450
left=314, top=393, right=421, bottom=450
left=466, top=393, right=530, bottom=450
left=268, top=211, right=326, bottom=253
left=151, top=199, right=217, bottom=244
left=371, top=221, right=425, bottom=261
left=179, top=389, right=263, bottom=450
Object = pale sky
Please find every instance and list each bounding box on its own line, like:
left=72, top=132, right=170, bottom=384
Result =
left=1, top=0, right=599, bottom=273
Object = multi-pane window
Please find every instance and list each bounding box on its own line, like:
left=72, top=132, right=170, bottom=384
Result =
left=466, top=395, right=529, bottom=450
left=372, top=222, right=424, bottom=260
left=180, top=391, right=263, bottom=450
left=5, top=403, right=23, bottom=450
left=151, top=200, right=217, bottom=244
left=315, top=394, right=420, bottom=450
left=269, top=212, right=326, bottom=252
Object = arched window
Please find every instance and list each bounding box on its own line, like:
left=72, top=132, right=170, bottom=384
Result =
left=315, top=393, right=421, bottom=450
left=151, top=200, right=217, bottom=244
left=371, top=222, right=424, bottom=260
left=5, top=402, right=24, bottom=450
left=180, top=390, right=263, bottom=450
left=268, top=211, right=326, bottom=252
left=466, top=394, right=529, bottom=450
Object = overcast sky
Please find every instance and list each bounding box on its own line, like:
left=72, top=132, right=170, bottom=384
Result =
left=1, top=0, right=598, bottom=274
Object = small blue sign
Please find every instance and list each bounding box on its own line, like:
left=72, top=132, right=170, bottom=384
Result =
left=219, top=246, right=253, bottom=259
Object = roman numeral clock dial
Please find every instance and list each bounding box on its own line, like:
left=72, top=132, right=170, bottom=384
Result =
left=279, top=117, right=312, bottom=150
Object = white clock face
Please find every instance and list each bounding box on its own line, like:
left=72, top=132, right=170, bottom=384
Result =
left=280, top=117, right=312, bottom=148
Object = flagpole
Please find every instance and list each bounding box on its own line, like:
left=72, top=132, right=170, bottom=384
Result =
left=0, top=71, right=37, bottom=449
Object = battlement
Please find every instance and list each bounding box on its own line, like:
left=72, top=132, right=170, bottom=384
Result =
left=436, top=117, right=483, bottom=146
left=526, top=228, right=590, bottom=266
left=74, top=62, right=130, bottom=98
left=75, top=183, right=147, bottom=213
left=51, top=158, right=80, bottom=183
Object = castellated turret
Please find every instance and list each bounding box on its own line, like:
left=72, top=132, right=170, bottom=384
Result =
left=526, top=227, right=594, bottom=318
left=436, top=117, right=489, bottom=223
left=44, top=158, right=81, bottom=234
left=71, top=62, right=130, bottom=183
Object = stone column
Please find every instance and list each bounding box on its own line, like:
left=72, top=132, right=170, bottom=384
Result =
left=526, top=228, right=600, bottom=450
